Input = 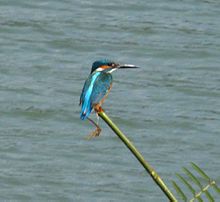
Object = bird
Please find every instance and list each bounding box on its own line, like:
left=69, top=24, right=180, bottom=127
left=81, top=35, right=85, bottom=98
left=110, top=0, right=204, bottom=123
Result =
left=79, top=59, right=138, bottom=139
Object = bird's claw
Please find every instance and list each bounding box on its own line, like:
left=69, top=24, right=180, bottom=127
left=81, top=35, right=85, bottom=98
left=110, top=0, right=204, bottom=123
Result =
left=94, top=105, right=103, bottom=113
left=85, top=127, right=102, bottom=140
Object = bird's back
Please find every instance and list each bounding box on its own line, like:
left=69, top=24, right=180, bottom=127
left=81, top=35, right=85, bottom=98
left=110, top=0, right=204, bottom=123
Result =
left=80, top=71, right=112, bottom=120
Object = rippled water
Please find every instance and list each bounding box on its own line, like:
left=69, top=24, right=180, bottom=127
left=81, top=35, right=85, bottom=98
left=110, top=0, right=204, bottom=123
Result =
left=0, top=0, right=219, bottom=201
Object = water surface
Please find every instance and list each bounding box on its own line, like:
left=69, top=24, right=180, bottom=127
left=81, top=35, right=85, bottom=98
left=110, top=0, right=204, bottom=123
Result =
left=0, top=0, right=219, bottom=201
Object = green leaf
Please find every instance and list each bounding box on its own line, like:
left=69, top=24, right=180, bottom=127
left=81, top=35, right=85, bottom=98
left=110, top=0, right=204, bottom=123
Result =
left=183, top=167, right=214, bottom=201
left=172, top=180, right=187, bottom=201
left=213, top=183, right=220, bottom=194
left=191, top=162, right=210, bottom=181
left=176, top=173, right=203, bottom=202
left=191, top=162, right=220, bottom=195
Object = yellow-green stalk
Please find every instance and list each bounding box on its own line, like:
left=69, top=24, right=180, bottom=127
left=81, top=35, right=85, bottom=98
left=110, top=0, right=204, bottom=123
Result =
left=98, top=109, right=177, bottom=202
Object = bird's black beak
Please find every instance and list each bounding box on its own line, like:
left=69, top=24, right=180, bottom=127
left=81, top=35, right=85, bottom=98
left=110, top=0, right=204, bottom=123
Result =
left=117, top=64, right=139, bottom=69
left=106, top=63, right=139, bottom=73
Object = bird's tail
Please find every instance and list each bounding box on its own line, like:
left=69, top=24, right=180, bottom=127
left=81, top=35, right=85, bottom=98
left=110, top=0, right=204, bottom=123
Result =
left=80, top=103, right=92, bottom=120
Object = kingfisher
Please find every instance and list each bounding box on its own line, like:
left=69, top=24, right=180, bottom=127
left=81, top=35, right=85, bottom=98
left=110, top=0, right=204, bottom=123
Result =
left=79, top=59, right=138, bottom=139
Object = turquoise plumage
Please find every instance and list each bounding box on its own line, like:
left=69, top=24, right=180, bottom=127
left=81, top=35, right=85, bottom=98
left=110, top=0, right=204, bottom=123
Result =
left=79, top=59, right=138, bottom=138
left=80, top=71, right=112, bottom=120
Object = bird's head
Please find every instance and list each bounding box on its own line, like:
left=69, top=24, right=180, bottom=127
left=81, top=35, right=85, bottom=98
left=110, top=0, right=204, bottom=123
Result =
left=91, top=59, right=138, bottom=74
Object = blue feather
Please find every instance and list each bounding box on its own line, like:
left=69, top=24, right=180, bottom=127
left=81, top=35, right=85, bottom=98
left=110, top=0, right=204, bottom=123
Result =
left=80, top=72, right=101, bottom=120
left=91, top=73, right=112, bottom=104
left=80, top=71, right=112, bottom=120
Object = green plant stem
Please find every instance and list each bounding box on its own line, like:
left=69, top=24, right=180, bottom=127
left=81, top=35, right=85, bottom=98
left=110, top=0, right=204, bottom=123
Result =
left=98, top=110, right=177, bottom=202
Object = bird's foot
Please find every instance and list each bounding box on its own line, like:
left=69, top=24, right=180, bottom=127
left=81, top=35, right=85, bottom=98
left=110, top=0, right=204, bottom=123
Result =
left=85, top=127, right=102, bottom=140
left=94, top=105, right=104, bottom=113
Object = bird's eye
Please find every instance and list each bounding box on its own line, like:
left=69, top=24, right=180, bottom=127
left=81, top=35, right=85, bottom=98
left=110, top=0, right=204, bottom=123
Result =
left=108, top=63, right=117, bottom=67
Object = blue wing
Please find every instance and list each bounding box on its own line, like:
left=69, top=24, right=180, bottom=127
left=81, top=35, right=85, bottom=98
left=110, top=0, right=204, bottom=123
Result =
left=79, top=75, right=91, bottom=106
left=91, top=72, right=112, bottom=105
left=80, top=72, right=101, bottom=120
left=80, top=72, right=112, bottom=120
